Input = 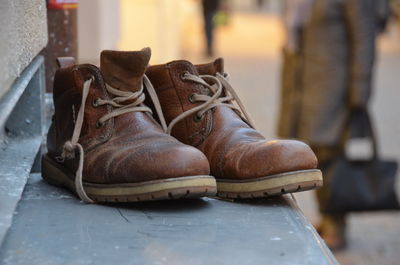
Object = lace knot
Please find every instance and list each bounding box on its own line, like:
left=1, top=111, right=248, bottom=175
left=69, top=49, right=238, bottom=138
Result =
left=62, top=140, right=77, bottom=159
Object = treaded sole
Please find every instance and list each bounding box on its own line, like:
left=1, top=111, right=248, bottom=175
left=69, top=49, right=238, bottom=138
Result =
left=216, top=169, right=323, bottom=199
left=41, top=154, right=217, bottom=202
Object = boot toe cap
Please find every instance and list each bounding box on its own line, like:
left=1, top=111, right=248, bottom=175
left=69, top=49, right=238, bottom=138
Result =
left=261, top=139, right=318, bottom=174
left=224, top=139, right=318, bottom=179
left=85, top=141, right=210, bottom=184
left=152, top=144, right=211, bottom=179
left=117, top=143, right=210, bottom=183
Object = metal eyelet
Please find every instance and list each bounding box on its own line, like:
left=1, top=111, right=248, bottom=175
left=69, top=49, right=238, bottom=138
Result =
left=180, top=71, right=189, bottom=80
left=95, top=120, right=104, bottom=129
left=193, top=114, right=204, bottom=122
left=92, top=98, right=100, bottom=107
left=188, top=93, right=196, bottom=103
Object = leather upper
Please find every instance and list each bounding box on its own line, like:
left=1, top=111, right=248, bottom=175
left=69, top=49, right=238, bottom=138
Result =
left=146, top=59, right=318, bottom=180
left=47, top=49, right=210, bottom=184
left=146, top=61, right=214, bottom=146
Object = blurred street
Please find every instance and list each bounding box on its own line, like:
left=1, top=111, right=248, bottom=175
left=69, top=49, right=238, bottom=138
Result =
left=181, top=5, right=400, bottom=265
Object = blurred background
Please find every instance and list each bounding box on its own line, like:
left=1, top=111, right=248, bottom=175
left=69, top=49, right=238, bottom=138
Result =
left=51, top=0, right=400, bottom=263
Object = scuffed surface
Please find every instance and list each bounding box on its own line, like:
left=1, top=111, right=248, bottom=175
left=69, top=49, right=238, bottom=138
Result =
left=0, top=0, right=47, bottom=99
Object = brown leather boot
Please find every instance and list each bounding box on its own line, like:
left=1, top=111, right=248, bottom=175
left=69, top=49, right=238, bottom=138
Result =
left=146, top=58, right=322, bottom=199
left=42, top=48, right=216, bottom=203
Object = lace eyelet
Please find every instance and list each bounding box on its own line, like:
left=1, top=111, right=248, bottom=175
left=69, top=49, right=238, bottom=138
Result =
left=193, top=114, right=204, bottom=122
left=96, top=120, right=104, bottom=129
left=188, top=93, right=197, bottom=103
left=92, top=98, right=100, bottom=107
left=180, top=71, right=189, bottom=80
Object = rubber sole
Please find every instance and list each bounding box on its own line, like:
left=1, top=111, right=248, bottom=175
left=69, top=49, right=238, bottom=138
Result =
left=41, top=155, right=217, bottom=203
left=216, top=169, right=323, bottom=199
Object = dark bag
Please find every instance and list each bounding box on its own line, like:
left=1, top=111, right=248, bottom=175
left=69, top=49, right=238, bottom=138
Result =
left=325, top=109, right=399, bottom=213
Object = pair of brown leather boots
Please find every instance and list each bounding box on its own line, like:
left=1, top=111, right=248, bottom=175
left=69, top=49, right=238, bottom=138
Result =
left=42, top=48, right=322, bottom=203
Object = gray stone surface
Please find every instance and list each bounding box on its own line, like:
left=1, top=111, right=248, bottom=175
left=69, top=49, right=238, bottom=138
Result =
left=0, top=174, right=337, bottom=265
left=0, top=56, right=45, bottom=248
left=0, top=0, right=47, bottom=99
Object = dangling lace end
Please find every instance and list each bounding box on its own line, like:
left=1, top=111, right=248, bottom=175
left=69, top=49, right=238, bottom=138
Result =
left=74, top=143, right=94, bottom=203
left=58, top=77, right=94, bottom=203
left=61, top=141, right=94, bottom=203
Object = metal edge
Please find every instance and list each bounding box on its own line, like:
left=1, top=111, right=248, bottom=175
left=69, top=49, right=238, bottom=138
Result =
left=286, top=194, right=339, bottom=264
left=0, top=56, right=44, bottom=143
left=0, top=55, right=45, bottom=247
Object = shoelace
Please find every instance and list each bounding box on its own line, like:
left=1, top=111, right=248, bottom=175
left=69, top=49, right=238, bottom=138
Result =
left=60, top=75, right=166, bottom=203
left=166, top=72, right=255, bottom=134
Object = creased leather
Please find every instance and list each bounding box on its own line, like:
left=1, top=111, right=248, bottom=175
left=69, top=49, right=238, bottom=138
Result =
left=47, top=50, right=210, bottom=184
left=147, top=59, right=318, bottom=180
left=146, top=61, right=213, bottom=146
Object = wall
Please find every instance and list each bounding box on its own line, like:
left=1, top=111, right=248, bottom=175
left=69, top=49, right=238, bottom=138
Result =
left=78, top=0, right=120, bottom=64
left=0, top=0, right=48, bottom=99
left=118, top=0, right=182, bottom=64
left=78, top=0, right=185, bottom=65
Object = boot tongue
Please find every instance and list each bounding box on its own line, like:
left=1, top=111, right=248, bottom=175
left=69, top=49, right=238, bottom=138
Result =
left=196, top=58, right=224, bottom=76
left=100, top=48, right=151, bottom=92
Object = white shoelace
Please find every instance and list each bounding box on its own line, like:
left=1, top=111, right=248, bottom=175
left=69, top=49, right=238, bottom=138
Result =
left=166, top=72, right=255, bottom=134
left=60, top=75, right=166, bottom=203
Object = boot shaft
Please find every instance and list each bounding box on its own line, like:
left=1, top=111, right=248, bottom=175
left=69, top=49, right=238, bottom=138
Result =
left=146, top=58, right=256, bottom=147
left=100, top=49, right=150, bottom=92
left=48, top=48, right=160, bottom=156
left=196, top=58, right=224, bottom=76
left=50, top=63, right=114, bottom=155
left=146, top=60, right=215, bottom=146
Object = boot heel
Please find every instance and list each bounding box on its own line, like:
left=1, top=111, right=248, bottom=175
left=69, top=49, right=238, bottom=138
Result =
left=41, top=154, right=74, bottom=190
